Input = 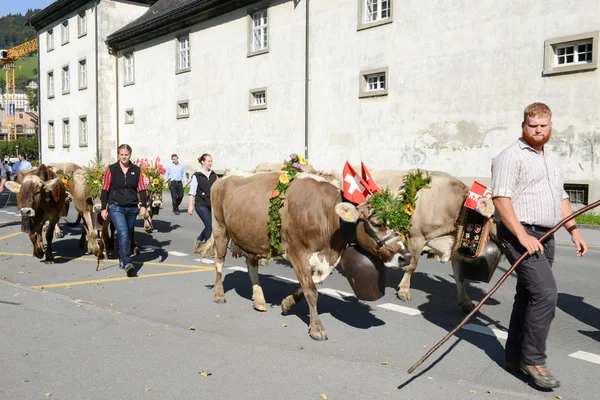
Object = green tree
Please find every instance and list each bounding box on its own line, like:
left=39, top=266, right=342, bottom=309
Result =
left=26, top=87, right=38, bottom=111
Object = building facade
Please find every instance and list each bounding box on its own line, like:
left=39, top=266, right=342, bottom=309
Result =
left=33, top=0, right=600, bottom=203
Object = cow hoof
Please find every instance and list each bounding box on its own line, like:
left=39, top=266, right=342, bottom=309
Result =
left=253, top=301, right=267, bottom=312
left=44, top=259, right=55, bottom=264
left=214, top=296, right=226, bottom=304
left=461, top=302, right=475, bottom=314
left=309, top=326, right=328, bottom=341
left=281, top=296, right=295, bottom=315
left=55, top=232, right=64, bottom=238
left=145, top=228, right=153, bottom=233
left=396, top=290, right=411, bottom=302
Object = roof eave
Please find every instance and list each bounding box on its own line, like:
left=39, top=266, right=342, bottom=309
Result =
left=27, top=0, right=89, bottom=31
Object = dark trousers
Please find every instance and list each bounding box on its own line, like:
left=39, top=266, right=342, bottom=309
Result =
left=169, top=181, right=184, bottom=210
left=108, top=204, right=138, bottom=266
left=498, top=223, right=557, bottom=366
left=195, top=204, right=212, bottom=242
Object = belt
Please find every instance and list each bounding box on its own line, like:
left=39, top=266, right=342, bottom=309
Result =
left=171, top=180, right=182, bottom=182
left=521, top=223, right=551, bottom=232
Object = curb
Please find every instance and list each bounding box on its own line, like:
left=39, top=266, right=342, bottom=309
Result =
left=555, top=241, right=600, bottom=251
left=578, top=224, right=600, bottom=231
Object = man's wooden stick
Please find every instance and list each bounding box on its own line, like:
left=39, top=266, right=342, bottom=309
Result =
left=408, top=199, right=600, bottom=374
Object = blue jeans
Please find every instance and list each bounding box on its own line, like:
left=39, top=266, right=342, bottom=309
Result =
left=108, top=204, right=138, bottom=266
left=195, top=204, right=212, bottom=242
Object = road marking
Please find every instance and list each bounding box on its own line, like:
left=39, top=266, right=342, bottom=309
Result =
left=168, top=251, right=188, bottom=257
left=569, top=351, right=600, bottom=365
left=462, top=323, right=508, bottom=340
left=227, top=266, right=247, bottom=272
left=270, top=275, right=298, bottom=284
left=0, top=232, right=22, bottom=241
left=0, top=210, right=7, bottom=213
left=144, top=245, right=160, bottom=250
left=318, top=288, right=354, bottom=300
left=199, top=258, right=215, bottom=264
left=31, top=268, right=213, bottom=289
left=377, top=303, right=422, bottom=316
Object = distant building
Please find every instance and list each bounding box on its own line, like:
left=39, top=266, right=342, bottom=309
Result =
left=0, top=110, right=38, bottom=140
left=26, top=81, right=39, bottom=90
left=0, top=89, right=34, bottom=112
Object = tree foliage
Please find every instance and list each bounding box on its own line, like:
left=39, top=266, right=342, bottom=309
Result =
left=0, top=134, right=39, bottom=160
left=0, top=10, right=40, bottom=49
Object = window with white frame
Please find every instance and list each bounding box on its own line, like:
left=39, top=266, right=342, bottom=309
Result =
left=62, top=119, right=70, bottom=147
left=249, top=88, right=267, bottom=111
left=78, top=11, right=87, bottom=37
left=61, top=20, right=69, bottom=44
left=177, top=101, right=189, bottom=119
left=47, top=71, right=54, bottom=98
left=543, top=31, right=599, bottom=75
left=48, top=121, right=55, bottom=148
left=249, top=9, right=268, bottom=55
left=62, top=65, right=70, bottom=94
left=47, top=29, right=54, bottom=51
left=125, top=109, right=134, bottom=124
left=358, top=0, right=393, bottom=30
left=124, top=53, right=135, bottom=84
left=78, top=59, right=87, bottom=89
left=359, top=67, right=389, bottom=98
left=79, top=116, right=88, bottom=146
left=177, top=35, right=190, bottom=71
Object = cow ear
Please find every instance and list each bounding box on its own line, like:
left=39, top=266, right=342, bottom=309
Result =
left=44, top=178, right=64, bottom=203
left=476, top=198, right=495, bottom=218
left=5, top=181, right=21, bottom=193
left=335, top=203, right=359, bottom=223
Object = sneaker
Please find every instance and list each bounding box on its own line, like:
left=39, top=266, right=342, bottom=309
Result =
left=119, top=261, right=125, bottom=270
left=520, top=364, right=560, bottom=389
left=125, top=263, right=137, bottom=277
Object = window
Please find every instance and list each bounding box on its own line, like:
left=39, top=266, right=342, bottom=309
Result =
left=124, top=53, right=135, bottom=85
left=78, top=11, right=87, bottom=37
left=79, top=116, right=88, bottom=146
left=543, top=31, right=599, bottom=75
left=47, top=71, right=54, bottom=98
left=359, top=67, right=389, bottom=98
left=47, top=29, right=54, bottom=51
left=48, top=121, right=55, bottom=148
left=249, top=88, right=267, bottom=111
left=125, top=109, right=134, bottom=124
left=62, top=65, right=70, bottom=94
left=248, top=9, right=268, bottom=56
left=78, top=59, right=87, bottom=90
left=177, top=35, right=190, bottom=72
left=177, top=101, right=189, bottom=119
left=61, top=20, right=69, bottom=45
left=564, top=183, right=589, bottom=205
left=358, top=0, right=393, bottom=31
left=62, top=119, right=70, bottom=148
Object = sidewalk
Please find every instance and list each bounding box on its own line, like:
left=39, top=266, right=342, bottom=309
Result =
left=553, top=224, right=600, bottom=251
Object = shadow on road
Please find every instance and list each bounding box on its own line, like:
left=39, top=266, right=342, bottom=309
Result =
left=557, top=293, right=600, bottom=342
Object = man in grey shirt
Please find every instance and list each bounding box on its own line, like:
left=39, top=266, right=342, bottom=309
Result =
left=491, top=102, right=587, bottom=390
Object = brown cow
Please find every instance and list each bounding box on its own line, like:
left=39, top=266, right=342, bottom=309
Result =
left=69, top=168, right=104, bottom=256
left=5, top=165, right=67, bottom=263
left=368, top=169, right=501, bottom=313
left=196, top=171, right=411, bottom=340
left=142, top=191, right=163, bottom=233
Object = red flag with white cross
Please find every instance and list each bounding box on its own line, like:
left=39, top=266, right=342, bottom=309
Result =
left=343, top=161, right=371, bottom=204
left=361, top=162, right=382, bottom=194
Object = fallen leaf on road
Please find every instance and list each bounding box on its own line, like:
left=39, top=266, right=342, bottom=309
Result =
left=299, top=347, right=304, bottom=350
left=199, top=370, right=212, bottom=377
left=22, top=352, right=28, bottom=357
left=109, top=303, right=114, bottom=307
left=13, top=293, right=19, bottom=296
left=145, top=387, right=151, bottom=391
left=44, top=393, right=52, bottom=398
left=423, top=345, right=428, bottom=348
left=556, top=397, right=562, bottom=400
left=17, top=271, right=24, bottom=274
left=320, top=394, right=328, bottom=399
left=188, top=326, right=196, bottom=331
left=174, top=308, right=179, bottom=312
left=381, top=361, right=390, bottom=365
left=469, top=390, right=476, bottom=393
left=281, top=323, right=288, bottom=327
left=427, top=377, right=433, bottom=380
left=216, top=315, right=220, bottom=318
left=73, top=323, right=78, bottom=326
left=332, top=339, right=337, bottom=342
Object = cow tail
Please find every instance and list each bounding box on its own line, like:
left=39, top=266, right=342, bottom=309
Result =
left=196, top=235, right=214, bottom=257
left=64, top=213, right=82, bottom=227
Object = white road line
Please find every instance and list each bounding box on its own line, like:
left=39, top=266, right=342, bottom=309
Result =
left=270, top=275, right=298, bottom=284
left=377, top=303, right=422, bottom=316
left=200, top=258, right=215, bottom=264
left=227, top=266, right=247, bottom=272
left=318, top=288, right=354, bottom=300
left=569, top=351, right=600, bottom=365
left=144, top=245, right=160, bottom=250
left=0, top=210, right=7, bottom=213
left=168, top=251, right=188, bottom=257
left=461, top=323, right=508, bottom=340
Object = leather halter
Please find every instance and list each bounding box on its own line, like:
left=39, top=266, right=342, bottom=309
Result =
left=358, top=213, right=400, bottom=249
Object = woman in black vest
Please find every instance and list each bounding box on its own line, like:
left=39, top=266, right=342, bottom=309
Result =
left=187, top=153, right=217, bottom=253
left=100, top=144, right=148, bottom=277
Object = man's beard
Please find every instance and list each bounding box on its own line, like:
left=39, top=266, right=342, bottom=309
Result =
left=523, top=130, right=551, bottom=148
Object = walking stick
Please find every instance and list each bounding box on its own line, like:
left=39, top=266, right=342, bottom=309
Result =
left=407, top=199, right=600, bottom=374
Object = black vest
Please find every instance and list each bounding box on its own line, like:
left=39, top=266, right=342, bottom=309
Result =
left=194, top=171, right=217, bottom=207
left=107, top=162, right=143, bottom=207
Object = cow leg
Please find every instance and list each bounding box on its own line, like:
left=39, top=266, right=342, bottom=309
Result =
left=246, top=258, right=266, bottom=311
left=288, top=251, right=327, bottom=341
left=281, top=287, right=305, bottom=315
left=53, top=223, right=64, bottom=239
left=44, top=217, right=59, bottom=263
left=398, top=237, right=425, bottom=302
left=451, top=258, right=475, bottom=313
left=130, top=227, right=140, bottom=256
left=29, top=232, right=44, bottom=259
left=213, top=225, right=228, bottom=304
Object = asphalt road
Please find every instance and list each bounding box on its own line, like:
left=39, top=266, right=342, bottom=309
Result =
left=0, top=189, right=598, bottom=400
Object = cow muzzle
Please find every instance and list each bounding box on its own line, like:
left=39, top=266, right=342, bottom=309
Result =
left=384, top=251, right=412, bottom=268
left=20, top=208, right=36, bottom=218
left=92, top=203, right=102, bottom=213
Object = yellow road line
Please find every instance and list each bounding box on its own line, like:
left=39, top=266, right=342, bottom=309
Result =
left=0, top=251, right=213, bottom=270
left=31, top=268, right=213, bottom=289
left=0, top=232, right=22, bottom=241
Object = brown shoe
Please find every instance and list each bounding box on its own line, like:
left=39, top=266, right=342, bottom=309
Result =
left=520, top=364, right=560, bottom=389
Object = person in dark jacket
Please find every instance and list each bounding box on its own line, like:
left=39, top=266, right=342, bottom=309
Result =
left=188, top=153, right=217, bottom=253
left=100, top=144, right=148, bottom=277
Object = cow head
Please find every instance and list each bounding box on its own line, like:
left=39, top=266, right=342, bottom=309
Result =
left=335, top=202, right=411, bottom=268
left=149, top=192, right=162, bottom=215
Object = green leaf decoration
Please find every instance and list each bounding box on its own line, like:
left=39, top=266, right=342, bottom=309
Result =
left=83, top=162, right=107, bottom=199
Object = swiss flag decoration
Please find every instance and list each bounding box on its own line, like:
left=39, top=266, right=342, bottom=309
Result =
left=361, top=162, right=382, bottom=194
left=155, top=156, right=167, bottom=174
left=342, top=162, right=371, bottom=204
left=464, top=181, right=493, bottom=210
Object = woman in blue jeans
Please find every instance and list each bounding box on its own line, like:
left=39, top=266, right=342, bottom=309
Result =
left=100, top=144, right=148, bottom=277
left=188, top=154, right=217, bottom=253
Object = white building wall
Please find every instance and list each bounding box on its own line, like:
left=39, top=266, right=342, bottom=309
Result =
left=117, top=0, right=306, bottom=173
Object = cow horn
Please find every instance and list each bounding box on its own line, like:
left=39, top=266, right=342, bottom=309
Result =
left=335, top=203, right=359, bottom=223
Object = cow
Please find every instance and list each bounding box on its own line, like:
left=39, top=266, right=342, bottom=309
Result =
left=246, top=162, right=317, bottom=174
left=69, top=168, right=105, bottom=257
left=142, top=191, right=163, bottom=233
left=196, top=171, right=412, bottom=340
left=5, top=164, right=67, bottom=263
left=367, top=169, right=501, bottom=313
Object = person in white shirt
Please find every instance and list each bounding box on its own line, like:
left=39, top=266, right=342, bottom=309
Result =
left=12, top=153, right=32, bottom=176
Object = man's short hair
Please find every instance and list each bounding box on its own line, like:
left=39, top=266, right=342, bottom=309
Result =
left=171, top=154, right=178, bottom=159
left=523, top=102, right=552, bottom=123
left=18, top=153, right=25, bottom=158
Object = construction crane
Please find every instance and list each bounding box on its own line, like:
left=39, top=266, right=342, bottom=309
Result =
left=0, top=38, right=38, bottom=142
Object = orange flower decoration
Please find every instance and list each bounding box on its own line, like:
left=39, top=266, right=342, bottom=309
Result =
left=271, top=190, right=280, bottom=198
left=404, top=204, right=414, bottom=216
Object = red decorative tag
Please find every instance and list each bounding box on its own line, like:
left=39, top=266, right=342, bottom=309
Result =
left=464, top=181, right=492, bottom=210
